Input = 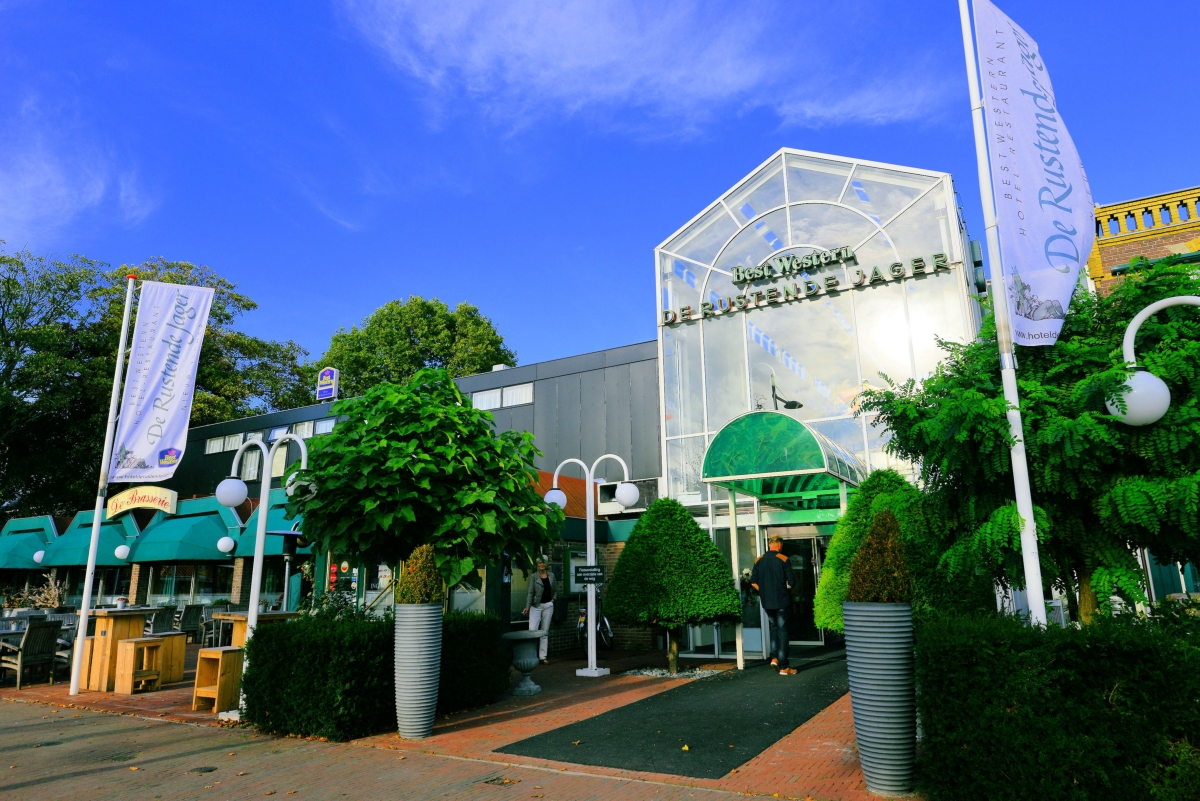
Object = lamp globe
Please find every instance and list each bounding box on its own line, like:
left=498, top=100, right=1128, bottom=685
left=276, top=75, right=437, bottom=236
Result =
left=33, top=550, right=44, bottom=564
left=614, top=482, right=640, bottom=508
left=114, top=544, right=130, bottom=560
left=215, top=476, right=248, bottom=507
left=545, top=488, right=568, bottom=509
left=1107, top=369, right=1171, bottom=426
left=217, top=536, right=237, bottom=554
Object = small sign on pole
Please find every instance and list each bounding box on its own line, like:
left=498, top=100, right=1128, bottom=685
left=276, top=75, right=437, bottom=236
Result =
left=316, top=367, right=339, bottom=402
left=574, top=565, right=605, bottom=585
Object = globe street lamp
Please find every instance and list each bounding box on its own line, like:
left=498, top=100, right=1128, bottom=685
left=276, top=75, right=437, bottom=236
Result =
left=215, top=434, right=309, bottom=645
left=545, top=454, right=639, bottom=678
left=1107, top=296, right=1200, bottom=426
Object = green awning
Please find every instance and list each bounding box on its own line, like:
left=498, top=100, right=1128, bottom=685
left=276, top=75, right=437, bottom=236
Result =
left=236, top=488, right=312, bottom=557
left=41, top=511, right=139, bottom=567
left=702, top=412, right=867, bottom=512
left=129, top=496, right=240, bottom=563
left=0, top=516, right=58, bottom=570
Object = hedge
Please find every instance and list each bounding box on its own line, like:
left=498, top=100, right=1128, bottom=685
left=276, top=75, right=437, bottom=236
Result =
left=242, top=610, right=512, bottom=741
left=915, top=613, right=1200, bottom=800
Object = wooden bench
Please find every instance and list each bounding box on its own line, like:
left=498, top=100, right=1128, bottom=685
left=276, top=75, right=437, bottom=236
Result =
left=192, top=647, right=243, bottom=714
left=157, top=632, right=187, bottom=684
left=114, top=637, right=163, bottom=695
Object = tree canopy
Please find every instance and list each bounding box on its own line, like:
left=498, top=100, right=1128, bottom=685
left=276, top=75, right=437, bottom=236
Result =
left=317, top=296, right=514, bottom=398
left=285, top=368, right=559, bottom=588
left=0, top=251, right=314, bottom=520
left=860, top=254, right=1200, bottom=620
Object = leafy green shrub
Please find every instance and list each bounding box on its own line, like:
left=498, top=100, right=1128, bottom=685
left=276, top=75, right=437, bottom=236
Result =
left=846, top=510, right=911, bottom=603
left=606, top=498, right=740, bottom=673
left=439, top=611, right=511, bottom=713
left=242, top=615, right=393, bottom=741
left=395, top=544, right=442, bottom=604
left=915, top=613, right=1200, bottom=800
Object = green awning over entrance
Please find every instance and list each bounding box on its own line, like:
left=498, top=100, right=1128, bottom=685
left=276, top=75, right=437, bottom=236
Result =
left=702, top=412, right=868, bottom=514
left=42, top=511, right=140, bottom=567
left=0, top=516, right=59, bottom=570
left=237, top=489, right=312, bottom=557
left=129, top=496, right=240, bottom=563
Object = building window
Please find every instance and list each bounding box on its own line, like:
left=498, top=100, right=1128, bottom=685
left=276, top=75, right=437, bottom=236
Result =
left=314, top=418, right=335, bottom=435
left=240, top=449, right=261, bottom=481
left=472, top=388, right=502, bottom=410
left=292, top=420, right=314, bottom=439
left=502, top=383, right=533, bottom=407
left=267, top=426, right=289, bottom=441
left=223, top=433, right=244, bottom=451
left=205, top=437, right=224, bottom=455
left=271, top=446, right=289, bottom=478
left=247, top=431, right=263, bottom=441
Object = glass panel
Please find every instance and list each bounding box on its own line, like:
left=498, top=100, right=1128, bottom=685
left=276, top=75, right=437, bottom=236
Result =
left=663, top=204, right=740, bottom=266
left=854, top=282, right=914, bottom=389
left=223, top=433, right=244, bottom=451
left=660, top=252, right=702, bottom=313
left=725, top=156, right=787, bottom=224
left=267, top=426, right=288, bottom=441
left=905, top=270, right=968, bottom=381
left=667, top=437, right=707, bottom=504
left=472, top=388, right=502, bottom=410
left=736, top=527, right=761, bottom=629
left=205, top=437, right=223, bottom=455
left=502, top=383, right=533, bottom=407
left=785, top=154, right=853, bottom=202
left=852, top=230, right=900, bottom=273
left=247, top=431, right=263, bottom=441
left=840, top=165, right=938, bottom=226
left=807, top=417, right=868, bottom=471
left=782, top=538, right=821, bottom=643
left=865, top=414, right=916, bottom=477
left=712, top=208, right=788, bottom=275
left=314, top=418, right=335, bottom=435
left=271, top=446, right=289, bottom=478
left=510, top=568, right=529, bottom=621
left=746, top=295, right=862, bottom=420
left=788, top=202, right=879, bottom=253
left=292, top=420, right=314, bottom=439
left=702, top=311, right=748, bottom=432
left=884, top=189, right=957, bottom=265
left=240, top=449, right=261, bottom=481
left=661, top=319, right=705, bottom=437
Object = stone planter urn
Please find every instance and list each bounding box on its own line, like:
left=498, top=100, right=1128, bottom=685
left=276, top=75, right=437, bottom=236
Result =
left=502, top=630, right=544, bottom=696
left=394, top=603, right=443, bottom=738
left=843, top=601, right=915, bottom=796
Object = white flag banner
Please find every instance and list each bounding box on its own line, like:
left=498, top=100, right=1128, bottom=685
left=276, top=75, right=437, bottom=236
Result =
left=974, top=0, right=1093, bottom=346
left=108, top=281, right=215, bottom=482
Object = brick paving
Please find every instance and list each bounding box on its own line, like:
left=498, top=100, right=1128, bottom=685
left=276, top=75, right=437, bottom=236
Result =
left=0, top=646, right=887, bottom=800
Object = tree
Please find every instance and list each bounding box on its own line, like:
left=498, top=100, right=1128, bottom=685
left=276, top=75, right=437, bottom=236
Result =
left=317, top=296, right=514, bottom=398
left=0, top=251, right=315, bottom=520
left=284, top=368, right=560, bottom=588
left=860, top=254, right=1200, bottom=622
left=606, top=498, right=740, bottom=673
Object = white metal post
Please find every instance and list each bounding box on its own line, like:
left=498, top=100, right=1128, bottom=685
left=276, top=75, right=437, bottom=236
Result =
left=71, top=273, right=137, bottom=695
left=958, top=0, right=1046, bottom=625
left=728, top=489, right=743, bottom=670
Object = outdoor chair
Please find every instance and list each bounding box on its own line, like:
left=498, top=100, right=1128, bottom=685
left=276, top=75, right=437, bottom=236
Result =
left=145, top=605, right=178, bottom=635
left=1, top=619, right=63, bottom=690
left=178, top=604, right=204, bottom=644
left=201, top=605, right=229, bottom=648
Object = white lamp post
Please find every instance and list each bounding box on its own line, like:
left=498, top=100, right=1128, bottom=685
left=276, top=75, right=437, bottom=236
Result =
left=215, top=434, right=309, bottom=645
left=545, top=454, right=639, bottom=678
left=1107, top=296, right=1200, bottom=426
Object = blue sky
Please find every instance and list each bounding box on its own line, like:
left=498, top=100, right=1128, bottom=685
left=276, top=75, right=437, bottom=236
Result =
left=2, top=1, right=1197, bottom=367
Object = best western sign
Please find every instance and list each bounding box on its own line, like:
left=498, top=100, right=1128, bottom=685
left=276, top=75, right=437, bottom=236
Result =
left=106, top=485, right=178, bottom=519
left=662, top=248, right=954, bottom=325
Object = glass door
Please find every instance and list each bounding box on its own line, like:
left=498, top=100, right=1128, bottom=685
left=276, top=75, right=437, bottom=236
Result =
left=781, top=538, right=824, bottom=645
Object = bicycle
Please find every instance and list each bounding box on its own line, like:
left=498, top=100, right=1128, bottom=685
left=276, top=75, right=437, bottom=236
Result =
left=577, top=595, right=615, bottom=650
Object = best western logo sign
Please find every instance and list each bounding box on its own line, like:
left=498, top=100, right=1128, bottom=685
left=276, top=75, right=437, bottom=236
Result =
left=661, top=248, right=954, bottom=325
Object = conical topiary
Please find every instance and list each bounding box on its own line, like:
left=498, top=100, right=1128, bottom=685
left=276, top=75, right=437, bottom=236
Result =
left=395, top=544, right=443, bottom=604
left=606, top=498, right=740, bottom=673
left=846, top=509, right=912, bottom=603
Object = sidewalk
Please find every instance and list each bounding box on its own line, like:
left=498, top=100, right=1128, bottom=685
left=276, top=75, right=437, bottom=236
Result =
left=0, top=647, right=879, bottom=800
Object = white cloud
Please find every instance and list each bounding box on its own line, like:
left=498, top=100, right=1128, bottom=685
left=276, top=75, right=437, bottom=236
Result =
left=340, top=0, right=956, bottom=133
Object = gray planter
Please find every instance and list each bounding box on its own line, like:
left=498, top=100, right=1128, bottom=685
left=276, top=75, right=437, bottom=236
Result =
left=502, top=630, right=544, bottom=696
left=842, top=601, right=914, bottom=796
left=394, top=603, right=443, bottom=739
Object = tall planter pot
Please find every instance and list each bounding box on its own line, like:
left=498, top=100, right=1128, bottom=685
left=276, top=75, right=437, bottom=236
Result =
left=842, top=601, right=914, bottom=796
left=394, top=603, right=443, bottom=739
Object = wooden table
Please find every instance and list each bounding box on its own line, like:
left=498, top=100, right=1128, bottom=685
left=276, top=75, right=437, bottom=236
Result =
left=83, top=608, right=154, bottom=692
left=212, top=612, right=300, bottom=647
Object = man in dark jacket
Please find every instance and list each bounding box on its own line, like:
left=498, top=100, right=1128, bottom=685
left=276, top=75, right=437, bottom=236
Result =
left=750, top=534, right=797, bottom=674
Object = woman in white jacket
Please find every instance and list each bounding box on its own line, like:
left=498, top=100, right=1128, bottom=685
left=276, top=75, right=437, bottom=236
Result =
left=522, top=559, right=556, bottom=664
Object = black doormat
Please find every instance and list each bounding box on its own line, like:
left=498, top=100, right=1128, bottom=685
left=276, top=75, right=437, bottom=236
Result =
left=496, top=647, right=848, bottom=779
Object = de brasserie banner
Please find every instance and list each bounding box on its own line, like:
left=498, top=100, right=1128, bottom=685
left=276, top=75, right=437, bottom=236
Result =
left=108, top=281, right=215, bottom=482
left=974, top=0, right=1093, bottom=346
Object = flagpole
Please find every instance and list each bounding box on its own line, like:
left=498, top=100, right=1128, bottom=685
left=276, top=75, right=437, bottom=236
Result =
left=70, top=273, right=138, bottom=695
left=958, top=0, right=1047, bottom=625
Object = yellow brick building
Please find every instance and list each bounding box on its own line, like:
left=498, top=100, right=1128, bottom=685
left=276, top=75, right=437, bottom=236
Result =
left=1089, top=187, right=1200, bottom=291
